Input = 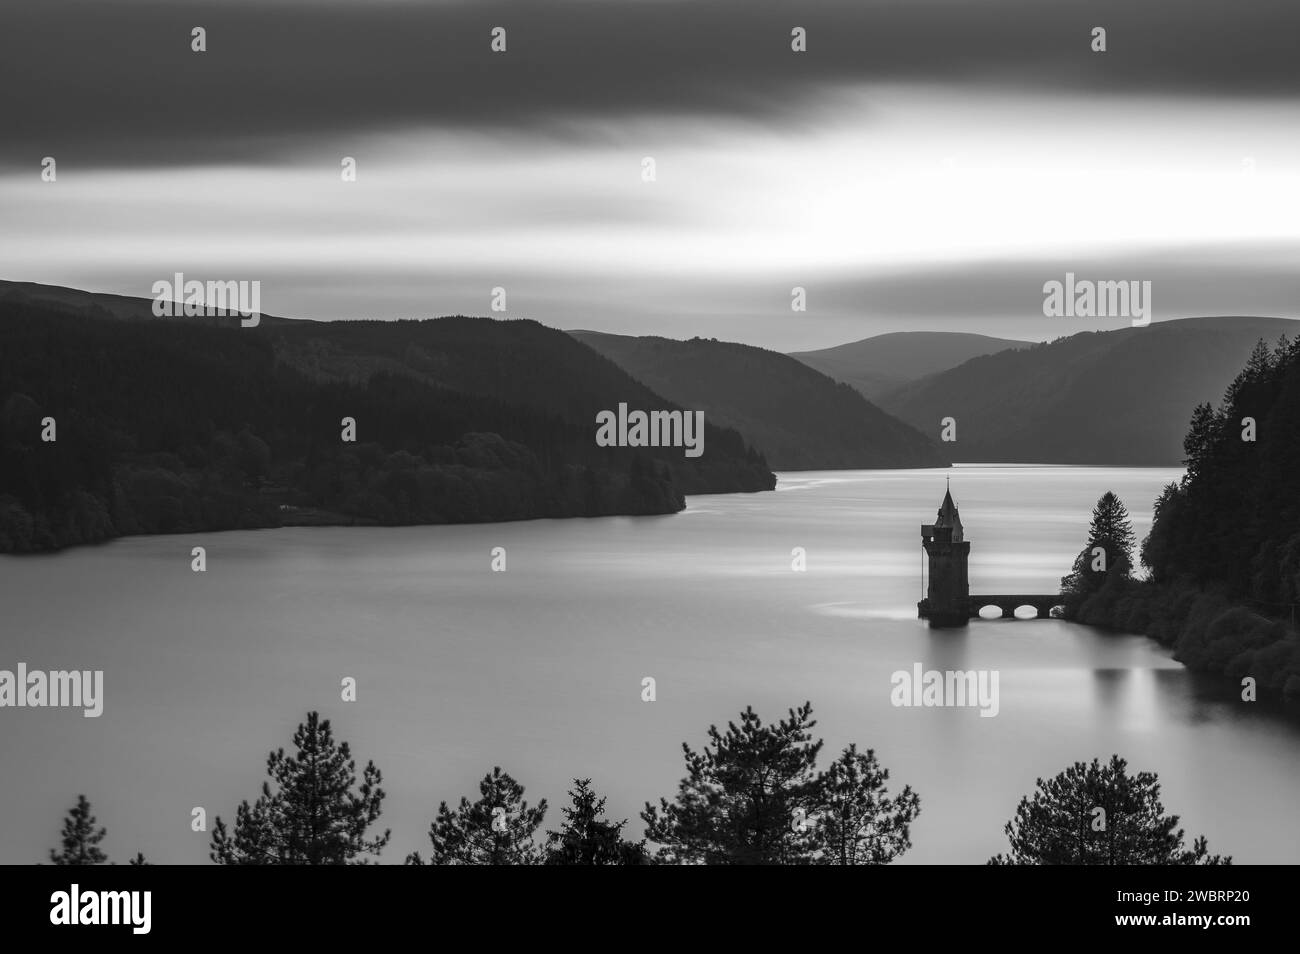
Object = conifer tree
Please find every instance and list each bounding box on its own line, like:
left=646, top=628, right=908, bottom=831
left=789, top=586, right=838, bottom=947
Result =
left=1089, top=491, right=1135, bottom=574
left=48, top=794, right=109, bottom=866
left=814, top=744, right=920, bottom=865
left=544, top=778, right=648, bottom=865
left=642, top=702, right=824, bottom=864
left=210, top=711, right=390, bottom=864
left=1221, top=338, right=1275, bottom=413
left=1181, top=402, right=1221, bottom=484
left=643, top=703, right=922, bottom=865
left=407, top=766, right=547, bottom=865
left=989, top=755, right=1229, bottom=865
left=1062, top=491, right=1135, bottom=595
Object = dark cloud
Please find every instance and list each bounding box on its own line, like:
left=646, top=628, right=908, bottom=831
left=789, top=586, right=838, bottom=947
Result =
left=4, top=0, right=1300, bottom=167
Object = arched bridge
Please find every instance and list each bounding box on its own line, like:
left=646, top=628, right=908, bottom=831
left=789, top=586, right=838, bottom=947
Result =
left=967, top=595, right=1063, bottom=620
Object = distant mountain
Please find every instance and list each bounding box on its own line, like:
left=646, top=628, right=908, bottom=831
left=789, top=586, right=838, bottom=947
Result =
left=569, top=330, right=947, bottom=470
left=876, top=317, right=1299, bottom=465
left=0, top=281, right=774, bottom=553
left=789, top=331, right=1024, bottom=399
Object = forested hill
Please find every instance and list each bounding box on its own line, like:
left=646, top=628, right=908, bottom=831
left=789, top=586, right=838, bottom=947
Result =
left=1143, top=336, right=1300, bottom=609
left=569, top=330, right=947, bottom=469
left=1065, top=335, right=1300, bottom=699
left=0, top=288, right=774, bottom=553
left=877, top=317, right=1297, bottom=465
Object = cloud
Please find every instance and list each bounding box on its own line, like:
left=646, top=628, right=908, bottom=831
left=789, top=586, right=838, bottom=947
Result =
left=5, top=0, right=1300, bottom=167
left=810, top=244, right=1300, bottom=320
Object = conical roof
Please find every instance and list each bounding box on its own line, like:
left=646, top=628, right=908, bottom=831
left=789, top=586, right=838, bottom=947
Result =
left=935, top=488, right=963, bottom=541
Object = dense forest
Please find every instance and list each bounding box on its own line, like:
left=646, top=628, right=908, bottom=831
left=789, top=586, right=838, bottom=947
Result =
left=0, top=294, right=774, bottom=553
left=1062, top=336, right=1300, bottom=701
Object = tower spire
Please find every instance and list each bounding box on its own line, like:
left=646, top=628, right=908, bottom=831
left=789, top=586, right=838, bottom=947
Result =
left=919, top=482, right=971, bottom=627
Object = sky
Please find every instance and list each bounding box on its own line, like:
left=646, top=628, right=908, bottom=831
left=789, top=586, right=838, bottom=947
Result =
left=3, top=0, right=1300, bottom=351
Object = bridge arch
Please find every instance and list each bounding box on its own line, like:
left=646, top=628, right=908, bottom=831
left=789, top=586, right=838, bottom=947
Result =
left=966, top=595, right=1064, bottom=621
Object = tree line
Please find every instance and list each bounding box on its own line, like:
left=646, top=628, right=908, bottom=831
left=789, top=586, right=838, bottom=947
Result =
left=1059, top=336, right=1300, bottom=702
left=45, top=706, right=1227, bottom=866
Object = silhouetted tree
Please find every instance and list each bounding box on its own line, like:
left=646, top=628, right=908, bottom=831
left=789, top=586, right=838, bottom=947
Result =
left=48, top=795, right=108, bottom=866
left=1139, top=482, right=1186, bottom=582
left=814, top=744, right=921, bottom=865
left=643, top=702, right=823, bottom=865
left=210, top=711, right=389, bottom=864
left=1181, top=402, right=1221, bottom=485
left=407, top=766, right=547, bottom=865
left=544, top=778, right=648, bottom=865
left=989, top=755, right=1229, bottom=865
left=1063, top=492, right=1135, bottom=596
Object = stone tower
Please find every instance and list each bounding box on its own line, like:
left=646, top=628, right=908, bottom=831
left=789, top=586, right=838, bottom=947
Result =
left=918, top=485, right=970, bottom=627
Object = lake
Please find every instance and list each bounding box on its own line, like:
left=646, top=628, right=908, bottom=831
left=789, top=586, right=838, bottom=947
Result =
left=2, top=464, right=1298, bottom=864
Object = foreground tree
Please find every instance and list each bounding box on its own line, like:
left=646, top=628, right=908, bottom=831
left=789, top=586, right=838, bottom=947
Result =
left=210, top=711, right=390, bottom=864
left=49, top=794, right=109, bottom=866
left=815, top=744, right=921, bottom=865
left=989, top=755, right=1229, bottom=865
left=407, top=766, right=547, bottom=865
left=545, top=778, right=648, bottom=865
left=643, top=702, right=920, bottom=864
left=643, top=702, right=823, bottom=864
left=47, top=795, right=148, bottom=865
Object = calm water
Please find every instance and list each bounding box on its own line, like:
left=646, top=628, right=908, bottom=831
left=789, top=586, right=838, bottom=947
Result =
left=2, top=464, right=1298, bottom=864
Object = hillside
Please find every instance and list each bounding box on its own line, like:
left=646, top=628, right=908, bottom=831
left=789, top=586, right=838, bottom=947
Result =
left=876, top=317, right=1299, bottom=465
left=1063, top=335, right=1300, bottom=699
left=789, top=331, right=1023, bottom=399
left=569, top=330, right=947, bottom=470
left=0, top=283, right=774, bottom=552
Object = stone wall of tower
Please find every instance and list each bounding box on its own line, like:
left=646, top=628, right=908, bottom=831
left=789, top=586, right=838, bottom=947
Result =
left=925, top=538, right=971, bottom=614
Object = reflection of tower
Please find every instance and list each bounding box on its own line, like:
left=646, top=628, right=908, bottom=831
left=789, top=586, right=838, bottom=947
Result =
left=919, top=484, right=970, bottom=627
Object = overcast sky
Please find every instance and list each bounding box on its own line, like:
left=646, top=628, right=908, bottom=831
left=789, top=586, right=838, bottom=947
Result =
left=4, top=0, right=1300, bottom=351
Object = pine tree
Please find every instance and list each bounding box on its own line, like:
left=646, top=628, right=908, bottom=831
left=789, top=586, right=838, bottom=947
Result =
left=544, top=778, right=648, bottom=865
left=989, top=755, right=1229, bottom=865
left=1221, top=338, right=1274, bottom=413
left=1181, top=402, right=1220, bottom=485
left=814, top=744, right=921, bottom=865
left=641, top=702, right=824, bottom=864
left=1090, top=491, right=1135, bottom=572
left=1140, top=482, right=1186, bottom=581
left=48, top=794, right=109, bottom=866
left=1063, top=492, right=1136, bottom=595
left=407, top=766, right=547, bottom=865
left=210, top=711, right=390, bottom=864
